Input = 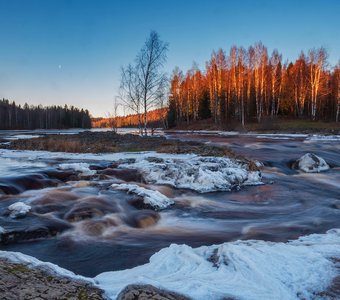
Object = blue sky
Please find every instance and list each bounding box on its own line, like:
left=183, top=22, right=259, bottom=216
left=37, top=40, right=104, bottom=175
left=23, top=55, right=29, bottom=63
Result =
left=0, top=0, right=339, bottom=117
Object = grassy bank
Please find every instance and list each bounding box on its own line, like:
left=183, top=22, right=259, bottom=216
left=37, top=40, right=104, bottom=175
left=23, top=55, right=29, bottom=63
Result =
left=169, top=118, right=340, bottom=133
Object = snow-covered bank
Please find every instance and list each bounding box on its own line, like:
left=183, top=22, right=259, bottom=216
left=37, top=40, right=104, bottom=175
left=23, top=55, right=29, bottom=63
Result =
left=1, top=229, right=339, bottom=300
left=95, top=229, right=340, bottom=300
left=0, top=149, right=262, bottom=193
left=0, top=251, right=95, bottom=284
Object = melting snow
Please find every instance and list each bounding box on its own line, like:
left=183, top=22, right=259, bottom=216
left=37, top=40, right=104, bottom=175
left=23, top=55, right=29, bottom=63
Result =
left=7, top=202, right=31, bottom=218
left=111, top=183, right=174, bottom=210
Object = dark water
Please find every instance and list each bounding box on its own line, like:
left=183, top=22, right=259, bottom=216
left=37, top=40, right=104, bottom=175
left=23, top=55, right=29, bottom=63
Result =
left=0, top=131, right=339, bottom=277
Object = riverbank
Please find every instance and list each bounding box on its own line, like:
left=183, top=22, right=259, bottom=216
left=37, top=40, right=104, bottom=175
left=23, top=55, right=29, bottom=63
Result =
left=0, top=130, right=257, bottom=165
left=0, top=258, right=105, bottom=300
left=168, top=118, right=340, bottom=134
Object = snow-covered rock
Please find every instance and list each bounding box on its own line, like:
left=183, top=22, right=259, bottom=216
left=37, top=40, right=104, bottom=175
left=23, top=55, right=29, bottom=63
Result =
left=95, top=229, right=340, bottom=300
left=111, top=183, right=174, bottom=210
left=58, top=163, right=96, bottom=176
left=7, top=202, right=31, bottom=218
left=119, top=156, right=262, bottom=193
left=296, top=153, right=330, bottom=173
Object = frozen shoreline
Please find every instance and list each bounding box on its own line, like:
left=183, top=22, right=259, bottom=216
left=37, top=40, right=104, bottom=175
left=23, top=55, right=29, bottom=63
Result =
left=1, top=229, right=339, bottom=300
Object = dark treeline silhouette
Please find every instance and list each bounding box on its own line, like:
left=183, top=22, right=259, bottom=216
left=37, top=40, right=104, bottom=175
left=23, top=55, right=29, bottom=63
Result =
left=168, top=43, right=340, bottom=128
left=0, top=99, right=92, bottom=130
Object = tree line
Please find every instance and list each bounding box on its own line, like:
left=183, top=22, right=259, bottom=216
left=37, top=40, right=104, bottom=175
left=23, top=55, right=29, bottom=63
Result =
left=0, top=99, right=91, bottom=130
left=92, top=107, right=167, bottom=129
left=167, top=43, right=340, bottom=128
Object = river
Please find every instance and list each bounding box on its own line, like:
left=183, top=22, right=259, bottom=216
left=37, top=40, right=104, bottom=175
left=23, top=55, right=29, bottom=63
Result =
left=0, top=129, right=339, bottom=279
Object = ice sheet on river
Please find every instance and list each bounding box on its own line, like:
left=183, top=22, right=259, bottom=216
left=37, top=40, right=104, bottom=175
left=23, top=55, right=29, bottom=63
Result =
left=0, top=149, right=262, bottom=193
left=0, top=229, right=339, bottom=300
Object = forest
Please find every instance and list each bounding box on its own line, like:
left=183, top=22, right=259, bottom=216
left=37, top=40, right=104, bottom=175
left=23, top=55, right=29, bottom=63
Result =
left=92, top=108, right=167, bottom=129
left=167, top=43, right=340, bottom=128
left=0, top=99, right=91, bottom=130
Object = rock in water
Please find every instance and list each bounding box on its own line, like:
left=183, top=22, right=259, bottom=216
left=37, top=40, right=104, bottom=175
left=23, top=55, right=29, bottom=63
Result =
left=295, top=153, right=330, bottom=173
left=6, top=202, right=31, bottom=218
left=117, top=284, right=191, bottom=300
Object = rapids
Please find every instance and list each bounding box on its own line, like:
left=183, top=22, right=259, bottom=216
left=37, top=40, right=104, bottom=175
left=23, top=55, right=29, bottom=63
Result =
left=0, top=130, right=339, bottom=278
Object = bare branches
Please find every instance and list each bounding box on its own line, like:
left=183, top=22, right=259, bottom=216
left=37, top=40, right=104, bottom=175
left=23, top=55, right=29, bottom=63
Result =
left=119, top=31, right=168, bottom=135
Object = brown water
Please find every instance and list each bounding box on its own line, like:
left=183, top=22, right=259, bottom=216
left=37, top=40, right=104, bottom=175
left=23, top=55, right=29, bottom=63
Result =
left=0, top=131, right=339, bottom=277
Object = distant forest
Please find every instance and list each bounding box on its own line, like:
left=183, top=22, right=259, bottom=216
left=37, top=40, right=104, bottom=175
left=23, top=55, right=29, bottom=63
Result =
left=92, top=108, right=167, bottom=129
left=0, top=99, right=91, bottom=130
left=167, top=44, right=340, bottom=127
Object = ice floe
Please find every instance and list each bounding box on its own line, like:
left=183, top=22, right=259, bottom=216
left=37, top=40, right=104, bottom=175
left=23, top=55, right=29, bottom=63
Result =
left=111, top=183, right=174, bottom=210
left=7, top=202, right=31, bottom=218
left=296, top=153, right=330, bottom=173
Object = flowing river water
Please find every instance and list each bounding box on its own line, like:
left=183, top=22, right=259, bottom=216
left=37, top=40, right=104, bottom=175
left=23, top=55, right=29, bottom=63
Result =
left=0, top=130, right=339, bottom=278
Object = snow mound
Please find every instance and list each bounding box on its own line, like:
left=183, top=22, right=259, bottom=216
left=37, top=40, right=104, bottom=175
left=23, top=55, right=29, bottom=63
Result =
left=95, top=229, right=340, bottom=300
left=7, top=202, right=31, bottom=218
left=297, top=153, right=330, bottom=173
left=0, top=250, right=94, bottom=284
left=120, top=156, right=262, bottom=193
left=111, top=183, right=174, bottom=210
left=58, top=163, right=96, bottom=176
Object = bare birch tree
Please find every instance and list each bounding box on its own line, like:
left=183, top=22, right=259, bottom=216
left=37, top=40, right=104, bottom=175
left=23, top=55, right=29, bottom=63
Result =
left=136, top=31, right=168, bottom=135
left=119, top=64, right=143, bottom=133
left=335, top=62, right=340, bottom=122
left=308, top=47, right=328, bottom=120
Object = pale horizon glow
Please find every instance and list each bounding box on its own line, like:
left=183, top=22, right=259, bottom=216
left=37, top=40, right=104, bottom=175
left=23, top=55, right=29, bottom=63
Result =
left=0, top=0, right=339, bottom=117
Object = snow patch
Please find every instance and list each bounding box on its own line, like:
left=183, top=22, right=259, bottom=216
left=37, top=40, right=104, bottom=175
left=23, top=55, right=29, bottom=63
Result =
left=95, top=229, right=340, bottom=300
left=5, top=134, right=41, bottom=140
left=297, top=153, right=330, bottom=173
left=111, top=183, right=174, bottom=210
left=7, top=202, right=31, bottom=218
left=119, top=156, right=262, bottom=193
left=58, top=163, right=96, bottom=176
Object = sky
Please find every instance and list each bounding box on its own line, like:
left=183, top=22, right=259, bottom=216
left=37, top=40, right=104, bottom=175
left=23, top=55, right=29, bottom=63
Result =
left=0, top=0, right=339, bottom=117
